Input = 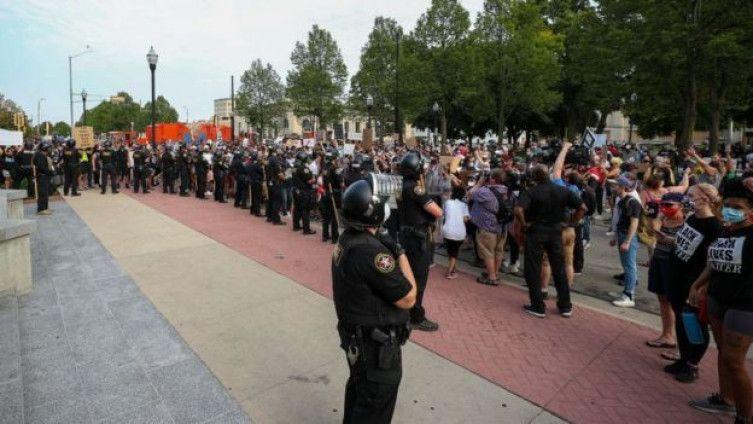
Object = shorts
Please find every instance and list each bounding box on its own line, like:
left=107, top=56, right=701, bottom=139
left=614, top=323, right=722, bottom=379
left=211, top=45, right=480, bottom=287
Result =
left=444, top=238, right=463, bottom=258
left=647, top=255, right=672, bottom=296
left=708, top=296, right=753, bottom=337
left=476, top=229, right=506, bottom=261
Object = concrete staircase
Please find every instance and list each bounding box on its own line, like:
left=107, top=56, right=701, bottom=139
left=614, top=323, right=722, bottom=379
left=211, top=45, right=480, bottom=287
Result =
left=0, top=295, right=23, bottom=423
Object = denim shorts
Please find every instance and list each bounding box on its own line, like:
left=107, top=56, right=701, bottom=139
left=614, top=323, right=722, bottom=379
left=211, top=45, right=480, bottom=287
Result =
left=707, top=296, right=753, bottom=337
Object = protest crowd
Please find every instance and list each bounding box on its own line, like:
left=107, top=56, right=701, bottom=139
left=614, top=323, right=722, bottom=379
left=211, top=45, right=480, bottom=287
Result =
left=4, top=133, right=753, bottom=423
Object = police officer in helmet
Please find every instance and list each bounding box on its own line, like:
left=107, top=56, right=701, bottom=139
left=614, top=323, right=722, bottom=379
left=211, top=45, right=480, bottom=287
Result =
left=333, top=178, right=417, bottom=423
left=62, top=138, right=81, bottom=196
left=292, top=151, right=316, bottom=235
left=397, top=152, right=443, bottom=332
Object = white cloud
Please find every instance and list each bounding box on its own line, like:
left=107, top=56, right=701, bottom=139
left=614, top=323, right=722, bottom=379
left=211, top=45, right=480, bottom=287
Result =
left=1, top=0, right=483, bottom=124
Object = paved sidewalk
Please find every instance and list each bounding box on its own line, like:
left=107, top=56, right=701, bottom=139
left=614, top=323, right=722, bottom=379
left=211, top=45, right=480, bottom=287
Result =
left=105, top=189, right=746, bottom=424
left=64, top=191, right=562, bottom=424
left=18, top=202, right=250, bottom=423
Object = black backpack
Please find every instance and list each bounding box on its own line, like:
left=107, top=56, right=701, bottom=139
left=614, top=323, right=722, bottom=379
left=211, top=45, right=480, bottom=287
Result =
left=490, top=186, right=514, bottom=226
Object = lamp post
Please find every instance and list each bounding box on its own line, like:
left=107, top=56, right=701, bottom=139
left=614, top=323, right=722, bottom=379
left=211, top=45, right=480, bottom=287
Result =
left=432, top=102, right=440, bottom=147
left=81, top=90, right=88, bottom=126
left=366, top=95, right=373, bottom=129
left=394, top=31, right=402, bottom=144
left=69, top=45, right=92, bottom=131
left=36, top=98, right=45, bottom=136
left=147, top=46, right=158, bottom=149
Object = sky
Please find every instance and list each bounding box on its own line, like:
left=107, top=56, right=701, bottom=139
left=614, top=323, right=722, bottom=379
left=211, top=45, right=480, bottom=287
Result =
left=0, top=0, right=484, bottom=127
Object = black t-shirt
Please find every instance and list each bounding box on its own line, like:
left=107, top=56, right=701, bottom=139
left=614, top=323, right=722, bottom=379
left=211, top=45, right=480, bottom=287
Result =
left=397, top=179, right=434, bottom=228
left=265, top=158, right=281, bottom=187
left=332, top=229, right=411, bottom=326
left=517, top=181, right=582, bottom=229
left=616, top=196, right=642, bottom=233
left=708, top=225, right=753, bottom=310
left=671, top=216, right=721, bottom=283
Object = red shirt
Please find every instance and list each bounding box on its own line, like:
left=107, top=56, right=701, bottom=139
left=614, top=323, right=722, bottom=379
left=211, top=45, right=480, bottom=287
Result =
left=587, top=166, right=607, bottom=185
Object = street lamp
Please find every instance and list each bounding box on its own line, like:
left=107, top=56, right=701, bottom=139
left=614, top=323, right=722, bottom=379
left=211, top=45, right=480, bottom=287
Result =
left=432, top=102, right=440, bottom=146
left=366, top=95, right=373, bottom=129
left=81, top=89, right=88, bottom=126
left=36, top=98, right=45, bottom=136
left=147, top=46, right=158, bottom=149
left=69, top=45, right=92, bottom=130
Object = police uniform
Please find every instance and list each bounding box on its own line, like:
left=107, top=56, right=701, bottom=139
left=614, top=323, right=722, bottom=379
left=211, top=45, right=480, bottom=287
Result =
left=213, top=153, right=227, bottom=203
left=333, top=225, right=412, bottom=423
left=231, top=153, right=248, bottom=207
left=397, top=166, right=437, bottom=330
left=177, top=147, right=191, bottom=196
left=115, top=146, right=129, bottom=188
left=99, top=145, right=118, bottom=194
left=132, top=147, right=149, bottom=193
left=321, top=161, right=343, bottom=242
left=33, top=144, right=53, bottom=213
left=265, top=155, right=283, bottom=224
left=292, top=161, right=315, bottom=234
left=162, top=149, right=176, bottom=194
left=195, top=151, right=209, bottom=199
left=248, top=155, right=265, bottom=216
left=62, top=141, right=81, bottom=196
left=15, top=148, right=35, bottom=197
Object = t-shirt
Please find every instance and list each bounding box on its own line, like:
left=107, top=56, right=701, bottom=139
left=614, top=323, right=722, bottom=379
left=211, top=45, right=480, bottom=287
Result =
left=518, top=180, right=583, bottom=230
left=615, top=195, right=642, bottom=233
left=442, top=199, right=470, bottom=241
left=671, top=215, right=721, bottom=284
left=708, top=225, right=753, bottom=310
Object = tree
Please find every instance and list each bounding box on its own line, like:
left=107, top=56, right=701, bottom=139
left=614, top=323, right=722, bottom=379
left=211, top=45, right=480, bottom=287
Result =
left=82, top=92, right=177, bottom=133
left=0, top=93, right=24, bottom=130
left=140, top=95, right=179, bottom=129
left=287, top=25, right=348, bottom=131
left=237, top=59, right=287, bottom=139
left=412, top=0, right=475, bottom=144
left=53, top=121, right=71, bottom=136
left=474, top=0, right=563, bottom=142
left=349, top=17, right=405, bottom=139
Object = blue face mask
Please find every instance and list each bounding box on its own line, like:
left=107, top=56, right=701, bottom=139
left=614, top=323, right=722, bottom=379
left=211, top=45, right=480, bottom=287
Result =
left=722, top=207, right=747, bottom=224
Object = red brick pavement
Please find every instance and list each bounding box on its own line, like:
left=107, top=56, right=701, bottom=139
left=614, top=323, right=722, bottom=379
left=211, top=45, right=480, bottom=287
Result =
left=125, top=190, right=741, bottom=423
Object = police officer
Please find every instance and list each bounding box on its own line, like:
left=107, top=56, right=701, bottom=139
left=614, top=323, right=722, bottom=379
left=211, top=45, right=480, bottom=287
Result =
left=213, top=150, right=228, bottom=203
left=321, top=150, right=343, bottom=243
left=132, top=144, right=150, bottom=194
left=292, top=152, right=316, bottom=235
left=344, top=156, right=363, bottom=187
left=397, top=152, right=443, bottom=332
left=99, top=140, right=118, bottom=194
left=265, top=151, right=285, bottom=225
left=15, top=143, right=35, bottom=198
left=333, top=178, right=417, bottom=423
left=248, top=152, right=265, bottom=217
left=177, top=144, right=191, bottom=197
left=161, top=145, right=176, bottom=194
left=62, top=138, right=81, bottom=196
left=231, top=150, right=248, bottom=208
left=195, top=146, right=210, bottom=199
left=115, top=143, right=129, bottom=189
left=33, top=141, right=54, bottom=214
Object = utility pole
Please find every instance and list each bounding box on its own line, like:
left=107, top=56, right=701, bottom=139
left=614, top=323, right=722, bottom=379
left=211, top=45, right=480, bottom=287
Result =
left=36, top=98, right=45, bottom=136
left=231, top=75, right=235, bottom=143
left=394, top=31, right=402, bottom=145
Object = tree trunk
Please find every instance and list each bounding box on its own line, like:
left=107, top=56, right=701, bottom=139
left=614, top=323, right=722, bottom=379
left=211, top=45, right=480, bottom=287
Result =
left=678, top=66, right=697, bottom=152
left=441, top=111, right=448, bottom=147
left=596, top=111, right=608, bottom=133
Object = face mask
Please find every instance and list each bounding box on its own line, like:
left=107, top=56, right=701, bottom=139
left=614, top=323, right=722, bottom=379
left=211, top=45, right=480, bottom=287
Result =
left=660, top=205, right=681, bottom=217
left=722, top=207, right=747, bottom=224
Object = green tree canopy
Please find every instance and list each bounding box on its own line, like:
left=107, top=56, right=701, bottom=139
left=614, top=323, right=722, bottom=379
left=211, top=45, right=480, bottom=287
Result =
left=237, top=59, right=287, bottom=138
left=52, top=121, right=71, bottom=137
left=286, top=25, right=348, bottom=130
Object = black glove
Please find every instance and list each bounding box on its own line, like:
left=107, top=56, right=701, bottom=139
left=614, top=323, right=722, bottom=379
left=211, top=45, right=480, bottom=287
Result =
left=376, top=229, right=404, bottom=258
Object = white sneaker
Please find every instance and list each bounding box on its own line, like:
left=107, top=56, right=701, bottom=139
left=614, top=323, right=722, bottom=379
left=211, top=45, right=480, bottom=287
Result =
left=612, top=294, right=635, bottom=308
left=507, top=264, right=519, bottom=274
left=605, top=231, right=615, bottom=237
left=583, top=241, right=591, bottom=250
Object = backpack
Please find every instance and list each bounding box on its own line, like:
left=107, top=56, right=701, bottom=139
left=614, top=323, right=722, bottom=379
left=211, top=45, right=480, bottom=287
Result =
left=490, top=186, right=514, bottom=226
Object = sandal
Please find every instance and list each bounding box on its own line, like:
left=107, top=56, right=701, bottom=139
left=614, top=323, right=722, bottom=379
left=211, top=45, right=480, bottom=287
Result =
left=661, top=350, right=681, bottom=361
left=646, top=340, right=677, bottom=349
left=445, top=272, right=458, bottom=280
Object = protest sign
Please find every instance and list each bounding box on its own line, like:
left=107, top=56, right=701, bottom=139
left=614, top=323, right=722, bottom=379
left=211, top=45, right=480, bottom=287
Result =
left=0, top=129, right=23, bottom=146
left=73, top=126, right=95, bottom=149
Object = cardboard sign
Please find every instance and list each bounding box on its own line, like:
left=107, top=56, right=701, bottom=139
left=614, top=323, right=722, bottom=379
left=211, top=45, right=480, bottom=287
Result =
left=404, top=135, right=417, bottom=148
left=362, top=128, right=374, bottom=151
left=73, top=126, right=95, bottom=149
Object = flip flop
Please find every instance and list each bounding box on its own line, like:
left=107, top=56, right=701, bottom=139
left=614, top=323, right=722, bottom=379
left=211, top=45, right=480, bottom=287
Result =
left=646, top=340, right=677, bottom=349
left=661, top=351, right=681, bottom=361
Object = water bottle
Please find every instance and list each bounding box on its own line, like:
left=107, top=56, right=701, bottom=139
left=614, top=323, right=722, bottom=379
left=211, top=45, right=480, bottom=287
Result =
left=682, top=306, right=705, bottom=345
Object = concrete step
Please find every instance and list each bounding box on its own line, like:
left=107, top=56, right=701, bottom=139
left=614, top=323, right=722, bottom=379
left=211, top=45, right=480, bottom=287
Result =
left=0, top=294, right=23, bottom=423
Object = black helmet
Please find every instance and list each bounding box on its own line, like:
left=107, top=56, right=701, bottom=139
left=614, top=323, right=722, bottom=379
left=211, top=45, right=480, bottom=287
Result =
left=361, top=155, right=374, bottom=172
left=39, top=140, right=52, bottom=151
left=251, top=152, right=259, bottom=161
left=296, top=151, right=309, bottom=163
left=66, top=138, right=75, bottom=148
left=340, top=178, right=387, bottom=230
left=400, top=152, right=422, bottom=179
left=104, top=140, right=112, bottom=148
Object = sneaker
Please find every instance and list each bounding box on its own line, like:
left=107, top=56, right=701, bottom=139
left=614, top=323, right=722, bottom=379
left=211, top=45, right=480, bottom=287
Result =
left=559, top=307, right=573, bottom=318
left=506, top=264, right=519, bottom=274
left=689, top=393, right=735, bottom=415
left=36, top=209, right=53, bottom=216
left=583, top=242, right=591, bottom=250
left=612, top=294, right=635, bottom=308
left=675, top=364, right=699, bottom=383
left=663, top=360, right=686, bottom=375
left=523, top=305, right=546, bottom=318
left=606, top=230, right=615, bottom=237
left=413, top=319, right=439, bottom=332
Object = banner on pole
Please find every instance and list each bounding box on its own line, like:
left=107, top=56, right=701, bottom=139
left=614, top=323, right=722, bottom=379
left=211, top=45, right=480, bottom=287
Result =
left=73, top=126, right=95, bottom=149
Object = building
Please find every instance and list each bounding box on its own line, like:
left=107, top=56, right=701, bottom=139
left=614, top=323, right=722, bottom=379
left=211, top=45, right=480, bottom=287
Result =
left=213, top=98, right=248, bottom=136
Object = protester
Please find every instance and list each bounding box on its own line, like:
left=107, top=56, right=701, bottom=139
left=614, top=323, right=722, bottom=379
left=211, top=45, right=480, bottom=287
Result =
left=610, top=174, right=642, bottom=307
left=469, top=169, right=509, bottom=286
left=442, top=185, right=469, bottom=279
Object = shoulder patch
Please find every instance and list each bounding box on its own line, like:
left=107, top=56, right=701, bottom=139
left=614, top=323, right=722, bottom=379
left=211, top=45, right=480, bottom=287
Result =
left=374, top=253, right=396, bottom=274
left=413, top=185, right=425, bottom=196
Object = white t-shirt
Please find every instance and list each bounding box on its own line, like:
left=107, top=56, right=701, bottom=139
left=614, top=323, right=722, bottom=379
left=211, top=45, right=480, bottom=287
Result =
left=442, top=199, right=470, bottom=241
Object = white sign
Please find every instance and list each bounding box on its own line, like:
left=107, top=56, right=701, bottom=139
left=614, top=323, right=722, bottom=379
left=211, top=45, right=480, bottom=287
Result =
left=303, top=138, right=316, bottom=147
left=343, top=143, right=356, bottom=156
left=347, top=131, right=362, bottom=141
left=0, top=129, right=23, bottom=146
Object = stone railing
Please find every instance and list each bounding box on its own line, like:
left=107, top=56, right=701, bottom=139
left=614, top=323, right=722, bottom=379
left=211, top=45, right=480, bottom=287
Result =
left=0, top=189, right=36, bottom=297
